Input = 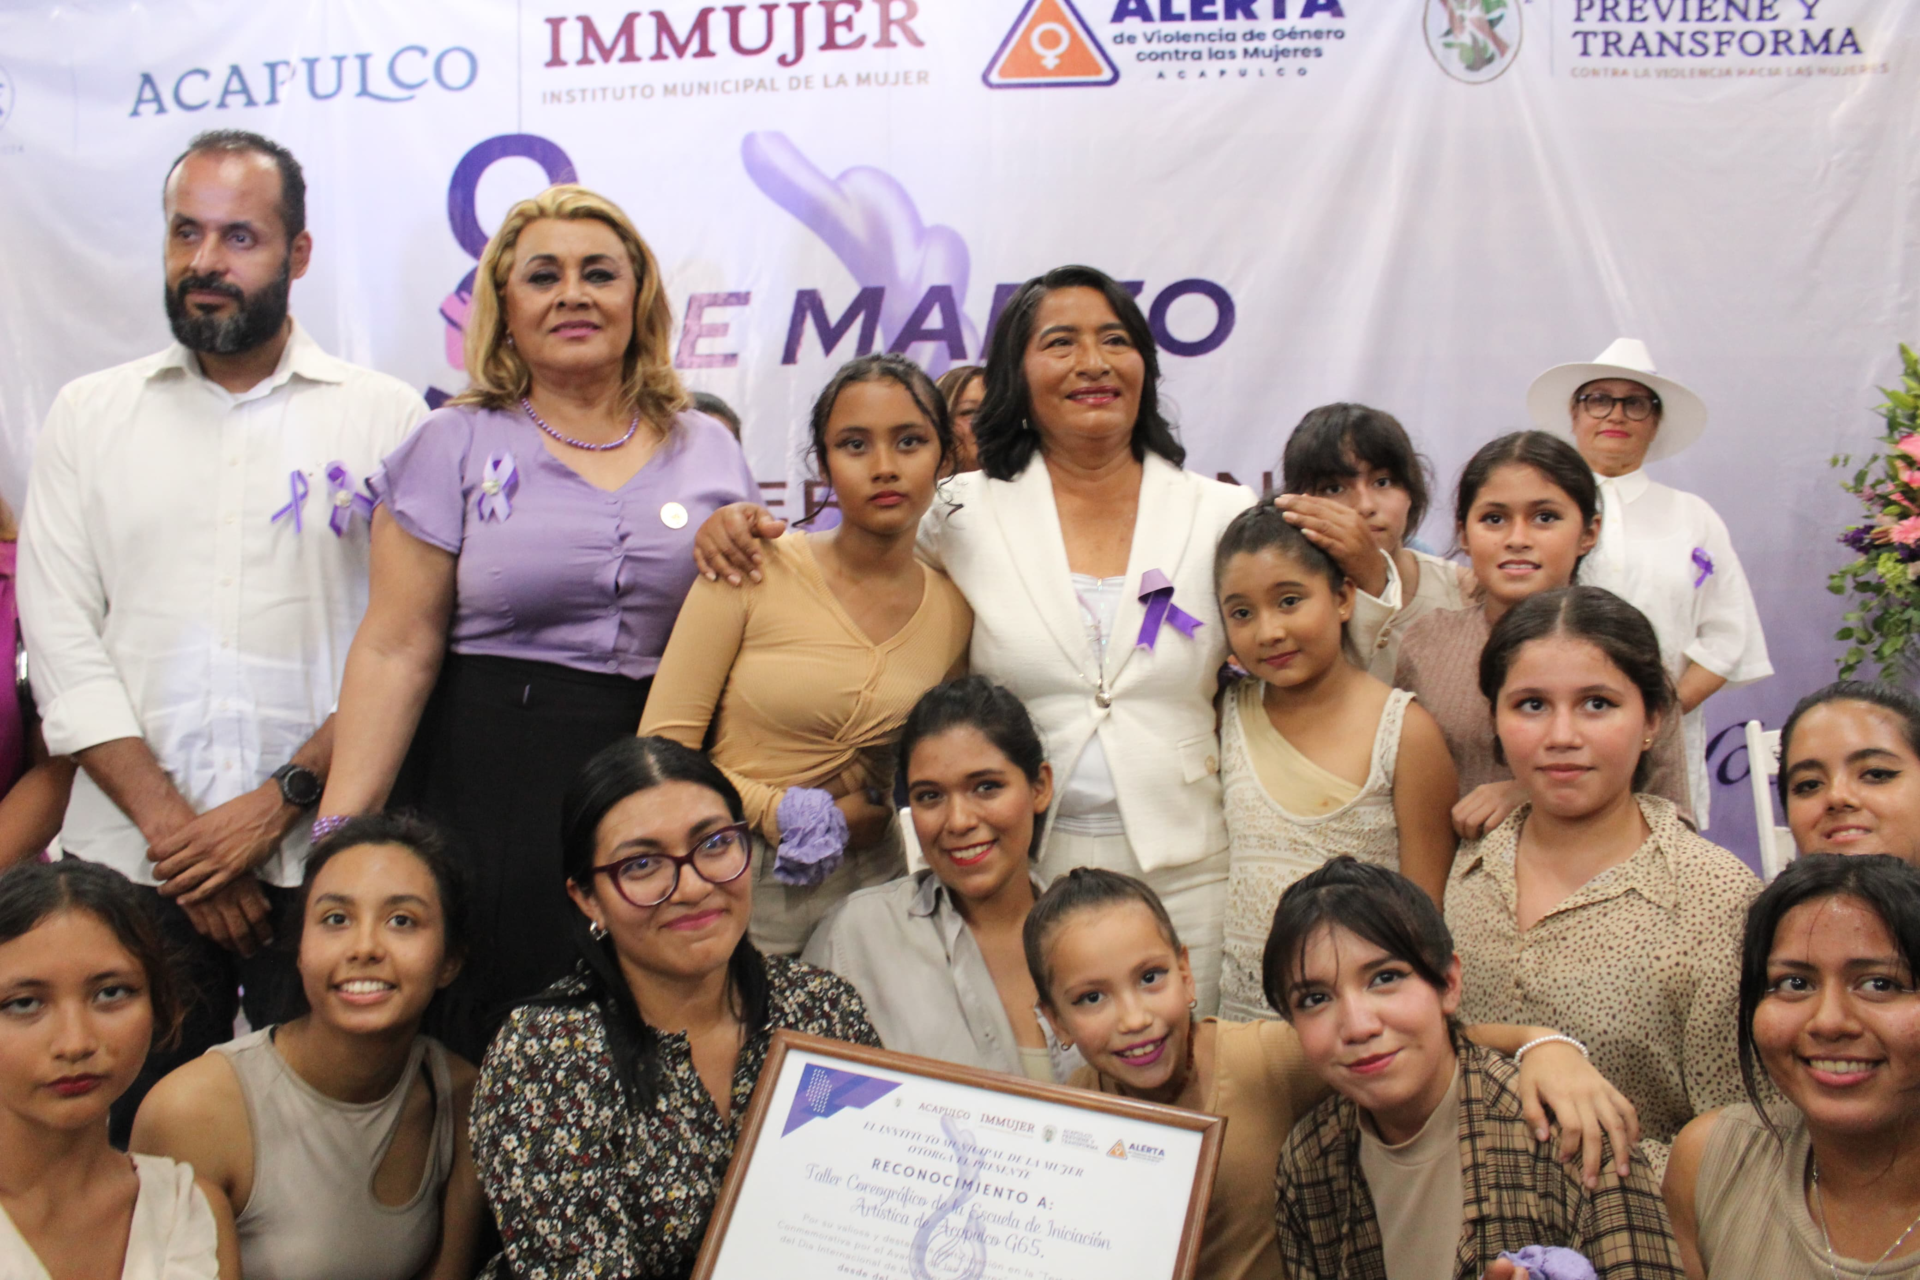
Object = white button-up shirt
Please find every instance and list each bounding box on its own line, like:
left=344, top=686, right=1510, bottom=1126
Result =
left=1578, top=468, right=1773, bottom=828
left=18, top=321, right=425, bottom=885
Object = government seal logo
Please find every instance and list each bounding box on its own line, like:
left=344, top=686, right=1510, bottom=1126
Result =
left=1425, top=0, right=1521, bottom=84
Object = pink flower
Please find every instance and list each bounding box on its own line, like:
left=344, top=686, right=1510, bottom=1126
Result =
left=1902, top=469, right=1920, bottom=489
left=1899, top=435, right=1920, bottom=464
left=1893, top=516, right=1920, bottom=546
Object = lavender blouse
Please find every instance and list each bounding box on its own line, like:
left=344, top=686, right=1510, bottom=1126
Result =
left=372, top=404, right=757, bottom=680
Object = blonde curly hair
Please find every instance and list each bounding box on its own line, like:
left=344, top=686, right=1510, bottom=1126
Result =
left=452, top=184, right=686, bottom=426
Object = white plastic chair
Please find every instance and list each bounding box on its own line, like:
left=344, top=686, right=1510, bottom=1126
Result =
left=1744, top=720, right=1796, bottom=881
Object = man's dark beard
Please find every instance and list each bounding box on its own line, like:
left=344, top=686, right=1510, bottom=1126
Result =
left=164, top=258, right=292, bottom=355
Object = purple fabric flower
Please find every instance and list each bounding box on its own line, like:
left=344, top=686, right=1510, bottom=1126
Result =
left=1841, top=525, right=1875, bottom=552
left=772, top=787, right=848, bottom=887
left=1498, top=1246, right=1597, bottom=1280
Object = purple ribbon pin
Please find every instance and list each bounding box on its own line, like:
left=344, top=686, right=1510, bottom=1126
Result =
left=1691, top=547, right=1714, bottom=588
left=477, top=451, right=517, bottom=522
left=1135, top=569, right=1204, bottom=650
left=324, top=462, right=374, bottom=537
left=270, top=470, right=309, bottom=533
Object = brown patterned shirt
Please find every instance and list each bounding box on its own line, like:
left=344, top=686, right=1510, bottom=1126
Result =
left=1446, top=794, right=1758, bottom=1174
left=1276, top=1042, right=1684, bottom=1280
left=472, top=955, right=879, bottom=1280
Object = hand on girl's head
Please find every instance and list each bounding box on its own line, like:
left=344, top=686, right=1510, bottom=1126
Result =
left=0, top=908, right=154, bottom=1129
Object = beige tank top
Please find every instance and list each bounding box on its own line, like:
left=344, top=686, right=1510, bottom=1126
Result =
left=213, top=1028, right=454, bottom=1280
left=1696, top=1103, right=1920, bottom=1278
left=1218, top=684, right=1410, bottom=1021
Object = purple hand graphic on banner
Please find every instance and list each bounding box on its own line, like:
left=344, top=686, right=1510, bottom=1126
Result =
left=782, top=1063, right=902, bottom=1136
left=743, top=131, right=977, bottom=375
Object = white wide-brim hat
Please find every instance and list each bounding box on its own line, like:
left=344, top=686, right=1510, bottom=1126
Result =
left=1526, top=337, right=1708, bottom=463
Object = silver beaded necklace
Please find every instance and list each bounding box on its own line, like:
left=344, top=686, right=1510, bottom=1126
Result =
left=520, top=397, right=639, bottom=451
left=1812, top=1155, right=1920, bottom=1279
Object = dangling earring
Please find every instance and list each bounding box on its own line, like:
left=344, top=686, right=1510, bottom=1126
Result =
left=589, top=920, right=608, bottom=941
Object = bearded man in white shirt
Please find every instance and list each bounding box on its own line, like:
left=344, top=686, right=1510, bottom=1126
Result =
left=17, top=130, right=426, bottom=1138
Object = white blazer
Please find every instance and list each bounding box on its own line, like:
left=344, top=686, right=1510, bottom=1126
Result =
left=919, top=453, right=1256, bottom=873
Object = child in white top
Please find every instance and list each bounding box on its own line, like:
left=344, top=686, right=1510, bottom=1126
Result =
left=1213, top=502, right=1458, bottom=1021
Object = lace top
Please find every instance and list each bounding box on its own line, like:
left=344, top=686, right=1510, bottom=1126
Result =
left=1218, top=681, right=1410, bottom=1020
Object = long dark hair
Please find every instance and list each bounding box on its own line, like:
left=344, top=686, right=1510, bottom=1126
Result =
left=1777, top=680, right=1920, bottom=808
left=1479, top=586, right=1674, bottom=791
left=1736, top=854, right=1920, bottom=1130
left=543, top=736, right=769, bottom=1111
left=1263, top=857, right=1455, bottom=1020
left=973, top=265, right=1185, bottom=481
left=801, top=352, right=953, bottom=524
left=1281, top=403, right=1434, bottom=541
left=898, top=677, right=1051, bottom=848
left=0, top=859, right=186, bottom=1051
left=1213, top=496, right=1345, bottom=596
left=1452, top=430, right=1599, bottom=564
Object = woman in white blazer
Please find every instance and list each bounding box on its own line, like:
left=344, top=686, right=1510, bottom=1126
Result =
left=697, top=265, right=1252, bottom=1012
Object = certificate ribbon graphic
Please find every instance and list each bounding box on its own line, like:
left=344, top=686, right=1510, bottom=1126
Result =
left=910, top=1114, right=988, bottom=1280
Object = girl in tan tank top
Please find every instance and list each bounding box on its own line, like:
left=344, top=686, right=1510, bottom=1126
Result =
left=1211, top=501, right=1459, bottom=1021
left=131, top=814, right=485, bottom=1280
left=1666, top=854, right=1920, bottom=1279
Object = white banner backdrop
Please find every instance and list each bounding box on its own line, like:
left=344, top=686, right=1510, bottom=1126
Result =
left=1, top=0, right=1916, bottom=863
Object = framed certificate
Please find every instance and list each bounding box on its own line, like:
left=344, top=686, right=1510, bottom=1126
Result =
left=692, top=1030, right=1225, bottom=1280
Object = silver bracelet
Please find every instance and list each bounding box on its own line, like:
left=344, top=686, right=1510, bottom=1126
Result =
left=1513, top=1033, right=1589, bottom=1063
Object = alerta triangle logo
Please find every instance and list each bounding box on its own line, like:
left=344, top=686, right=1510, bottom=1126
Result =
left=983, top=0, right=1120, bottom=88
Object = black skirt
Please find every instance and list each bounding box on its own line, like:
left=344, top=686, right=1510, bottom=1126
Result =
left=392, top=653, right=651, bottom=1061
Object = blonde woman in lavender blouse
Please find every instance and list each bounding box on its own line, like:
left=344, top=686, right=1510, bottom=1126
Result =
left=314, top=186, right=756, bottom=1060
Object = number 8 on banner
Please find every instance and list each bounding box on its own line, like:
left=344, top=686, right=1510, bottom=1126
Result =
left=982, top=0, right=1120, bottom=88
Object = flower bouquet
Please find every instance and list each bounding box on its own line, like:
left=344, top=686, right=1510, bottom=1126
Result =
left=1831, top=344, right=1920, bottom=678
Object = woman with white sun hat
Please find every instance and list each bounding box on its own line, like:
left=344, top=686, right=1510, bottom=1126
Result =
left=1527, top=337, right=1772, bottom=828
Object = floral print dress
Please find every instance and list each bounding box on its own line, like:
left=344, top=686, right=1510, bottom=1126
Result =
left=472, top=954, right=879, bottom=1279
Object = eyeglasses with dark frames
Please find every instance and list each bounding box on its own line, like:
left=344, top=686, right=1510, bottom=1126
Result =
left=1575, top=390, right=1661, bottom=422
left=591, top=821, right=752, bottom=908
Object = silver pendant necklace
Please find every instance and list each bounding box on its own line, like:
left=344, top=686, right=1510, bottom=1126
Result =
left=1812, top=1155, right=1920, bottom=1279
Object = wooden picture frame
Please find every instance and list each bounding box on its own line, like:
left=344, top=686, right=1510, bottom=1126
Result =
left=691, top=1030, right=1225, bottom=1280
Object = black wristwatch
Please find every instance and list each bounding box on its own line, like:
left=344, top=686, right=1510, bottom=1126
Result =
left=272, top=763, right=324, bottom=810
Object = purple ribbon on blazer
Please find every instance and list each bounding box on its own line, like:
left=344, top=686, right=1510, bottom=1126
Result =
left=1691, top=547, right=1714, bottom=588
left=477, top=451, right=517, bottom=522
left=1135, top=569, right=1204, bottom=650
left=324, top=462, right=375, bottom=537
left=270, top=470, right=309, bottom=533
